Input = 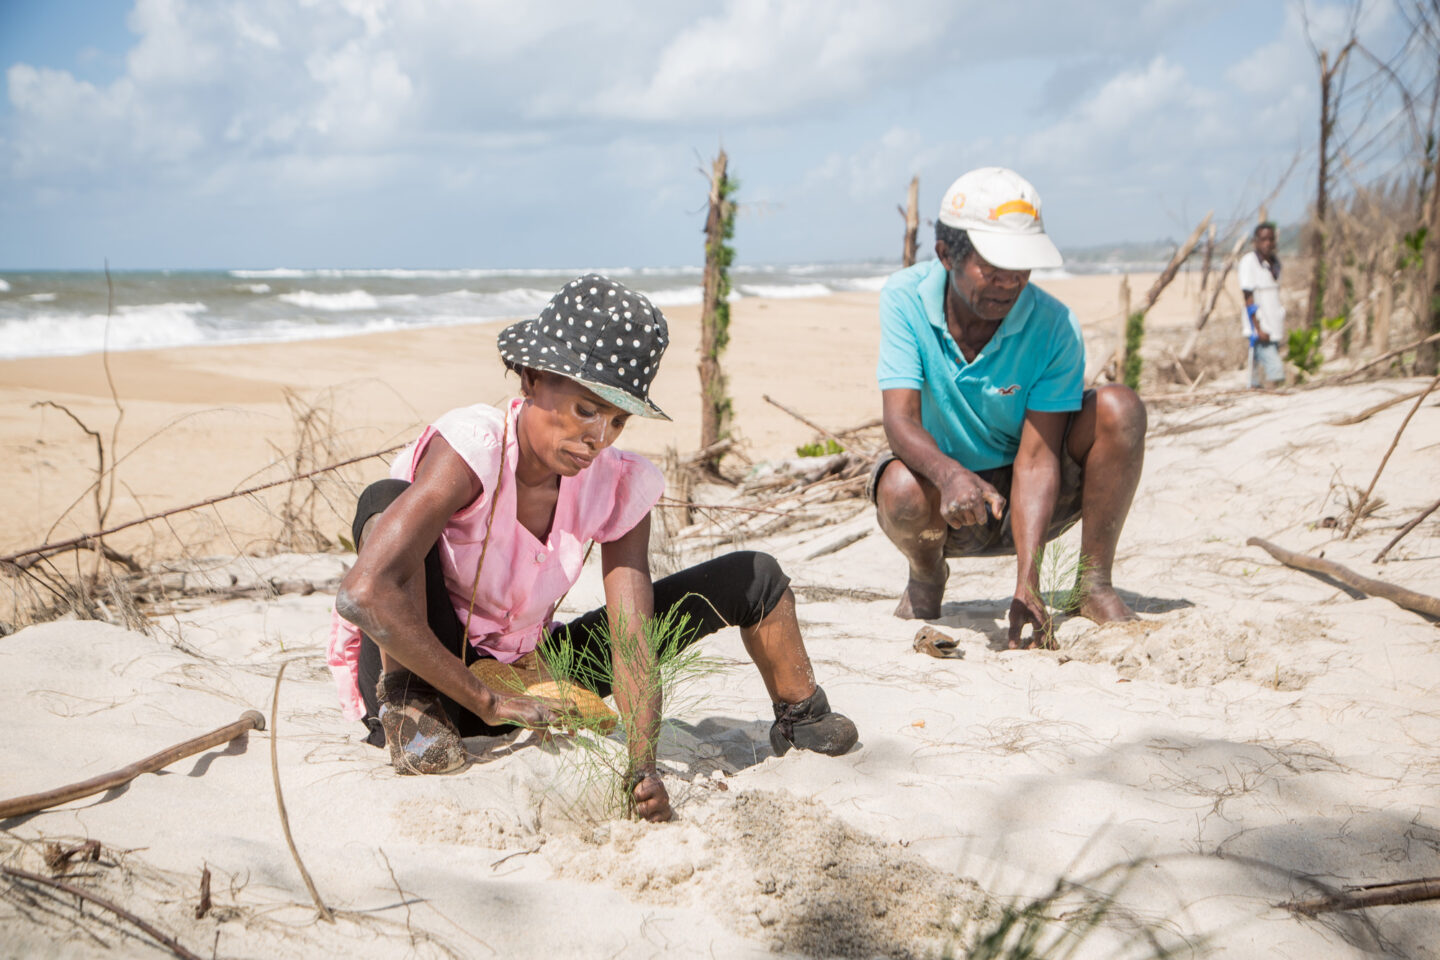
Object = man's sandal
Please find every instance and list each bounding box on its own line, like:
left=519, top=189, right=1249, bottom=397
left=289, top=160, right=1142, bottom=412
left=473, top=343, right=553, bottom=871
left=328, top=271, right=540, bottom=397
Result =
left=375, top=670, right=467, bottom=775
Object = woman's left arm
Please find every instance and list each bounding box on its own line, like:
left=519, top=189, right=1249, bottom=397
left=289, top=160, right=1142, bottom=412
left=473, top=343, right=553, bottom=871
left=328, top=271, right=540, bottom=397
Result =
left=600, top=513, right=669, bottom=821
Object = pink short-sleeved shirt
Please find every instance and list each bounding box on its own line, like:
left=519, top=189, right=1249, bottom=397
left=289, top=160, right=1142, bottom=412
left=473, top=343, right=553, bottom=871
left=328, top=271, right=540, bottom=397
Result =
left=326, top=397, right=665, bottom=721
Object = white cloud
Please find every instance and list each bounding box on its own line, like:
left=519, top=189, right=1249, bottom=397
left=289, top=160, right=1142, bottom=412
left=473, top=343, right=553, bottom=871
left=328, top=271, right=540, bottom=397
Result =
left=591, top=0, right=951, bottom=121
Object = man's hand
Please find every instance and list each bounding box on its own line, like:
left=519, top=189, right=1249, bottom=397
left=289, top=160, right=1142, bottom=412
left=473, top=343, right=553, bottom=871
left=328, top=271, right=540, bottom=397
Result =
left=938, top=467, right=1006, bottom=529
left=1007, top=590, right=1054, bottom=650
left=631, top=770, right=673, bottom=822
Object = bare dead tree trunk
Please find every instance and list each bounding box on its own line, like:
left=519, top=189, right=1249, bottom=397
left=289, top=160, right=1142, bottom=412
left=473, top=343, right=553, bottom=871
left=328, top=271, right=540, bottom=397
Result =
left=698, top=150, right=735, bottom=475
left=899, top=175, right=919, bottom=267
left=1416, top=146, right=1440, bottom=373
left=1305, top=41, right=1357, bottom=332
left=1179, top=227, right=1249, bottom=363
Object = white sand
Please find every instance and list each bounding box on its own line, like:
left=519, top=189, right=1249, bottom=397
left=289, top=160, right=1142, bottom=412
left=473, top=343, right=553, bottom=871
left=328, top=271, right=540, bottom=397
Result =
left=4, top=283, right=1440, bottom=958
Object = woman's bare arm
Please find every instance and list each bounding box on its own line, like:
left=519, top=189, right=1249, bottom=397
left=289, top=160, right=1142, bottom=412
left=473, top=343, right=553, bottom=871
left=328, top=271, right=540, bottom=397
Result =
left=336, top=436, right=562, bottom=729
left=599, top=514, right=670, bottom=821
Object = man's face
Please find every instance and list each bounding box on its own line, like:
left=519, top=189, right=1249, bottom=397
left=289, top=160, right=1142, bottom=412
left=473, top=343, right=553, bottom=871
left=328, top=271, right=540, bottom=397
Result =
left=945, top=244, right=1030, bottom=322
left=1254, top=227, right=1277, bottom=259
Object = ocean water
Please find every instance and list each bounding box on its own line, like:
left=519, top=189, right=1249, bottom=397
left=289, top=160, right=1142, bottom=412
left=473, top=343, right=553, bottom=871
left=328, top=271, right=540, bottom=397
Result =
left=0, top=261, right=1080, bottom=361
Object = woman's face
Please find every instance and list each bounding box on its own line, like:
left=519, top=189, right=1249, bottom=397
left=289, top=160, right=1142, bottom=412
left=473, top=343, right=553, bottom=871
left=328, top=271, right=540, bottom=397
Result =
left=518, top=370, right=631, bottom=477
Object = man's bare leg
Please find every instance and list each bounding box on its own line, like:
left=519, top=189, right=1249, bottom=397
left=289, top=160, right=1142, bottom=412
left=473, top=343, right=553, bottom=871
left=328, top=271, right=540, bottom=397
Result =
left=875, top=461, right=949, bottom=619
left=1065, top=385, right=1146, bottom=623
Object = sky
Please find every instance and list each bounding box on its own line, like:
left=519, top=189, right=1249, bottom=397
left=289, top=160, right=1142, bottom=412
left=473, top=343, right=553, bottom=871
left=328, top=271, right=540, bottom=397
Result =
left=0, top=0, right=1426, bottom=270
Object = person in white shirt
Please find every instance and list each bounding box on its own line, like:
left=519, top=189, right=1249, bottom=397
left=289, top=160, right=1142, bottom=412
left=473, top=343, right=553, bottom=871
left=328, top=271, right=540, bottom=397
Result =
left=1238, top=222, right=1286, bottom=387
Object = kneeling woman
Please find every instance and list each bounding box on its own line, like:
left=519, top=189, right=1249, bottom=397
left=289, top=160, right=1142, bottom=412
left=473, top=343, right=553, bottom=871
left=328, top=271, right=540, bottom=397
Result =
left=328, top=275, right=856, bottom=822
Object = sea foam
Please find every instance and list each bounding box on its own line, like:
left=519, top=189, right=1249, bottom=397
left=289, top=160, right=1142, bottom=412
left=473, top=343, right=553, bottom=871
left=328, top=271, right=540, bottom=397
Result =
left=278, top=289, right=380, bottom=311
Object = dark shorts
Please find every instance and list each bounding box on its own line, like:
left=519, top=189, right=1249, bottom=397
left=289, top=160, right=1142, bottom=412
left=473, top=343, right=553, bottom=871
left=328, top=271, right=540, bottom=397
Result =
left=865, top=401, right=1088, bottom=559
left=350, top=479, right=791, bottom=745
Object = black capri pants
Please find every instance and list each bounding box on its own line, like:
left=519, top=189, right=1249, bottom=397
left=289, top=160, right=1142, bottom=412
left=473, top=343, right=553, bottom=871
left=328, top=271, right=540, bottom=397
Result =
left=351, top=479, right=791, bottom=745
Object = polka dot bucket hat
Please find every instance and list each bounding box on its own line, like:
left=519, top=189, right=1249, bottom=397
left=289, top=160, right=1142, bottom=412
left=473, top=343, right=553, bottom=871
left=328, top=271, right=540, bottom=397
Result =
left=497, top=274, right=670, bottom=420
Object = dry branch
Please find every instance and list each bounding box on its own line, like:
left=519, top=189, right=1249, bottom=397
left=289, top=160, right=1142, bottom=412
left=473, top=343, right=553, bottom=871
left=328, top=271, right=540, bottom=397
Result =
left=1374, top=497, right=1440, bottom=563
left=1178, top=227, right=1249, bottom=364
left=1246, top=537, right=1440, bottom=618
left=1342, top=372, right=1440, bottom=537
left=1280, top=876, right=1440, bottom=915
left=1313, top=330, right=1440, bottom=386
left=0, top=444, right=403, bottom=566
left=0, top=710, right=265, bottom=819
left=762, top=394, right=877, bottom=455
left=1, top=865, right=204, bottom=960
left=1142, top=212, right=1213, bottom=313
left=269, top=661, right=335, bottom=923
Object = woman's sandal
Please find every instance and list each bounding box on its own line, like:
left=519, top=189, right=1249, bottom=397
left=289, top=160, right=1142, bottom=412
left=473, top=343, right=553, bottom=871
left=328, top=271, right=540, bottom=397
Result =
left=769, top=685, right=858, bottom=757
left=375, top=670, right=468, bottom=775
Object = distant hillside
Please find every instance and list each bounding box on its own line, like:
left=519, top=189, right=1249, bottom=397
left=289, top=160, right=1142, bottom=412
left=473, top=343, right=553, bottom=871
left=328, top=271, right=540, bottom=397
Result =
left=1060, top=222, right=1302, bottom=270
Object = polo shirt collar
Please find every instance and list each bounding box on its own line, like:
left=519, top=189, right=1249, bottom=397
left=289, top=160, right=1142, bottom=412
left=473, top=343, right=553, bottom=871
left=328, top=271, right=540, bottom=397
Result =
left=924, top=261, right=1038, bottom=342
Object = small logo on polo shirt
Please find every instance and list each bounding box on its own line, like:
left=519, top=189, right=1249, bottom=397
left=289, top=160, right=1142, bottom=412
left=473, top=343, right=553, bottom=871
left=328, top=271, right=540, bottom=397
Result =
left=996, top=384, right=1020, bottom=395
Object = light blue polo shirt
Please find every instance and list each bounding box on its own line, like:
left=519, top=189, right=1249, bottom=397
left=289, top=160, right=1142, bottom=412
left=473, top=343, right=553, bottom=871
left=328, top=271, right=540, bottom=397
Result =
left=876, top=258, right=1085, bottom=471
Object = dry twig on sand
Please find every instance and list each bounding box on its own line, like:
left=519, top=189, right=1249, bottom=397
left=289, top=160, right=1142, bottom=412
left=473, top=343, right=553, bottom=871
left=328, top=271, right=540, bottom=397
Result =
left=0, top=445, right=403, bottom=567
left=1374, top=497, right=1440, bottom=563
left=1328, top=386, right=1432, bottom=425
left=0, top=710, right=265, bottom=819
left=1, top=865, right=204, bottom=960
left=269, top=661, right=335, bottom=923
left=1342, top=372, right=1440, bottom=537
left=1280, top=876, right=1440, bottom=915
left=1246, top=537, right=1440, bottom=618
left=1311, top=330, right=1440, bottom=387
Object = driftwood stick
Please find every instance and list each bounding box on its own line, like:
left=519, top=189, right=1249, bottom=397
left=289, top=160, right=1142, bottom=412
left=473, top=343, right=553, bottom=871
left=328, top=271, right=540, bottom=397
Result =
left=1280, top=876, right=1440, bottom=915
left=1328, top=387, right=1430, bottom=426
left=1343, top=373, right=1440, bottom=538
left=1374, top=497, right=1440, bottom=563
left=1246, top=537, right=1440, bottom=618
left=1, top=865, right=205, bottom=960
left=0, top=710, right=265, bottom=819
left=269, top=661, right=335, bottom=923
left=0, top=444, right=404, bottom=566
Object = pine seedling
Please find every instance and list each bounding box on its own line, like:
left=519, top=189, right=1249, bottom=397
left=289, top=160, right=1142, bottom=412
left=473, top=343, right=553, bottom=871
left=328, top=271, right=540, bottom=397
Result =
left=532, top=600, right=730, bottom=822
left=1036, top=541, right=1091, bottom=649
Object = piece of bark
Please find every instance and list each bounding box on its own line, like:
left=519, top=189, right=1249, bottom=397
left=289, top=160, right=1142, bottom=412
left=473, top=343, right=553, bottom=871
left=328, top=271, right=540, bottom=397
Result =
left=1246, top=537, right=1440, bottom=618
left=913, top=626, right=964, bottom=659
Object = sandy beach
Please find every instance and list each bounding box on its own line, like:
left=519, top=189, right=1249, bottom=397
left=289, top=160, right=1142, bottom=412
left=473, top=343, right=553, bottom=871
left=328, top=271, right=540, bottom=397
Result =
left=4, top=277, right=1439, bottom=958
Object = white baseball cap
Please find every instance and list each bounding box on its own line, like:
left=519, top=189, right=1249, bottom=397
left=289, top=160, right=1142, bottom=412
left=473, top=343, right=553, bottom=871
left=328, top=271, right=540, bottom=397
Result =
left=937, top=167, right=1063, bottom=271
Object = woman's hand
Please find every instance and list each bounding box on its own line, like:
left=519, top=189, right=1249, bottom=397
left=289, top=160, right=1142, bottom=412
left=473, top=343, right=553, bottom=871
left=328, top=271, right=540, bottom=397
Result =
left=480, top=689, right=578, bottom=730
left=631, top=770, right=673, bottom=822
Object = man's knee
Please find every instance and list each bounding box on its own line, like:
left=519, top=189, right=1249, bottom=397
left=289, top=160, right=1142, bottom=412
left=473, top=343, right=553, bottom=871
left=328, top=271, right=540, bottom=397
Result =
left=1093, top=384, right=1147, bottom=448
left=875, top=460, right=937, bottom=529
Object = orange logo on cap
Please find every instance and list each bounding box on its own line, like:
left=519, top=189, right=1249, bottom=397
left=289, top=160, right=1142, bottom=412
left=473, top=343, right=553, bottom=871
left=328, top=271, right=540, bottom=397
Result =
left=948, top=192, right=966, bottom=212
left=989, top=199, right=1037, bottom=220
